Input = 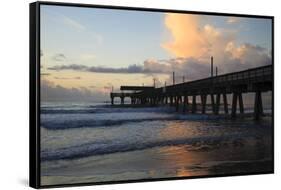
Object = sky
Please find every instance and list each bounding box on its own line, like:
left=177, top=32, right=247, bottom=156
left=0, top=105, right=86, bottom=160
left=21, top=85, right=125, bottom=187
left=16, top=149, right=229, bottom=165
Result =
left=40, top=5, right=272, bottom=102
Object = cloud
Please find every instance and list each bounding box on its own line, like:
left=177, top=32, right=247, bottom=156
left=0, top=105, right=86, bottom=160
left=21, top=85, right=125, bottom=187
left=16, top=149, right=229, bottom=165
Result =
left=52, top=53, right=66, bottom=62
left=45, top=13, right=271, bottom=89
left=41, top=73, right=51, bottom=76
left=47, top=40, right=271, bottom=83
left=48, top=64, right=87, bottom=71
left=159, top=13, right=271, bottom=83
left=63, top=16, right=85, bottom=31
left=161, top=14, right=229, bottom=59
left=47, top=64, right=164, bottom=74
left=143, top=57, right=209, bottom=83
left=162, top=14, right=209, bottom=58
left=143, top=42, right=271, bottom=85
left=41, top=80, right=105, bottom=102
left=54, top=76, right=81, bottom=80
left=62, top=15, right=103, bottom=44
left=162, top=13, right=238, bottom=61
left=226, top=17, right=240, bottom=24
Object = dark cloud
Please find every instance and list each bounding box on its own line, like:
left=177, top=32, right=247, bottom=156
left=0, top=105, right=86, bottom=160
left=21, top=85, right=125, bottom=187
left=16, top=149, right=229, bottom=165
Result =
left=144, top=57, right=210, bottom=81
left=41, top=73, right=51, bottom=76
left=54, top=76, right=81, bottom=80
left=41, top=80, right=106, bottom=102
left=52, top=53, right=66, bottom=62
left=143, top=43, right=272, bottom=84
left=46, top=43, right=271, bottom=84
left=48, top=64, right=88, bottom=71
left=47, top=64, right=163, bottom=74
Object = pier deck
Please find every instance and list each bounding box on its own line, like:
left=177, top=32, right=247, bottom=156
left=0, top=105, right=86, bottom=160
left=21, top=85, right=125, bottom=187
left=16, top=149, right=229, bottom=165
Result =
left=110, top=65, right=273, bottom=120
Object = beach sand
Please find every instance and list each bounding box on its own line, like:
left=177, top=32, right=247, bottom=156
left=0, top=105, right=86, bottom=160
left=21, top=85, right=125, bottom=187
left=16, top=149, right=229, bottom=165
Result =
left=41, top=133, right=273, bottom=186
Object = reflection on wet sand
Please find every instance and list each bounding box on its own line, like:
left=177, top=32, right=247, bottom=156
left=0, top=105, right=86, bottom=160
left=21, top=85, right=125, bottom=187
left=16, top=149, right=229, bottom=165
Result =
left=41, top=112, right=273, bottom=186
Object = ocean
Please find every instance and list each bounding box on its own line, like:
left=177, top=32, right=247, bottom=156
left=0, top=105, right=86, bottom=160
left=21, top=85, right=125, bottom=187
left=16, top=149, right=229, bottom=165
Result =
left=40, top=102, right=273, bottom=186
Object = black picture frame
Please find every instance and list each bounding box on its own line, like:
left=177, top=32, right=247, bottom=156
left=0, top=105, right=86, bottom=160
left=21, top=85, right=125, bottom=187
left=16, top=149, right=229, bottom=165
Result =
left=30, top=1, right=274, bottom=188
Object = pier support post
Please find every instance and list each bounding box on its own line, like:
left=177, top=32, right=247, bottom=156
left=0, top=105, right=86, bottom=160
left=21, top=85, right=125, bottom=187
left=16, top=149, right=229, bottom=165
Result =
left=223, top=93, right=228, bottom=114
left=176, top=95, right=182, bottom=112
left=215, top=94, right=221, bottom=115
left=183, top=95, right=190, bottom=113
left=111, top=97, right=114, bottom=105
left=179, top=96, right=183, bottom=111
left=140, top=97, right=144, bottom=105
left=121, top=97, right=124, bottom=105
left=231, top=93, right=238, bottom=118
left=175, top=96, right=179, bottom=112
left=192, top=95, right=197, bottom=113
left=169, top=96, right=173, bottom=106
left=160, top=96, right=164, bottom=105
left=201, top=95, right=207, bottom=114
left=254, top=91, right=263, bottom=120
left=153, top=97, right=156, bottom=105
left=183, top=95, right=187, bottom=113
left=238, top=93, right=244, bottom=114
left=210, top=94, right=215, bottom=114
left=158, top=96, right=161, bottom=105
left=150, top=97, right=154, bottom=106
left=185, top=96, right=189, bottom=113
left=155, top=96, right=158, bottom=105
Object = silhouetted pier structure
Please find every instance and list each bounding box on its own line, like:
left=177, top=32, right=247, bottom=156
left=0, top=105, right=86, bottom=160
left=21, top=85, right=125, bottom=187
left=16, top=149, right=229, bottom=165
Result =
left=110, top=64, right=272, bottom=120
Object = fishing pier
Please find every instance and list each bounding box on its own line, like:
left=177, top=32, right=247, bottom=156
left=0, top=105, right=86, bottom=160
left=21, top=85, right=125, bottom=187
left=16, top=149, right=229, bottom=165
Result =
left=110, top=62, right=272, bottom=120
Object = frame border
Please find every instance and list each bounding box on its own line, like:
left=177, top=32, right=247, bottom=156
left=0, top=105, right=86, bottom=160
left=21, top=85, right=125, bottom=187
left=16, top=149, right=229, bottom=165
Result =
left=29, top=1, right=274, bottom=189
left=30, top=2, right=41, bottom=188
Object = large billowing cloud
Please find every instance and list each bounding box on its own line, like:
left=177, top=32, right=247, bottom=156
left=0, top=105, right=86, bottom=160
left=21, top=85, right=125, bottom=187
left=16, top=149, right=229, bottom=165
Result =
left=162, top=14, right=207, bottom=58
left=153, top=13, right=271, bottom=84
left=162, top=13, right=271, bottom=64
left=162, top=14, right=226, bottom=59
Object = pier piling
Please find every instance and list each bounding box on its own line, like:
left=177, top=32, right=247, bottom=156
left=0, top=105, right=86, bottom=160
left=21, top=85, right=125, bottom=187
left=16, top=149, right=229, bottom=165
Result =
left=109, top=65, right=272, bottom=120
left=192, top=95, right=197, bottom=113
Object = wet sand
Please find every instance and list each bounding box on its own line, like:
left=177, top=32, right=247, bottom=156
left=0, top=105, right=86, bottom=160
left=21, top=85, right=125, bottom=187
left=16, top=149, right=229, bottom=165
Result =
left=41, top=134, right=273, bottom=186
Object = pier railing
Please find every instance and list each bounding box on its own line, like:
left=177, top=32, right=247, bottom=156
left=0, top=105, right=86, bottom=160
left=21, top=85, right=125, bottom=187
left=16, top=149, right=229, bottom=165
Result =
left=110, top=65, right=273, bottom=120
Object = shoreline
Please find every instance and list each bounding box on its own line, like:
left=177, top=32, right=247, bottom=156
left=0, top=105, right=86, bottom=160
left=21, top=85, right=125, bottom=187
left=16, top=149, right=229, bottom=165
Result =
left=40, top=103, right=273, bottom=186
left=41, top=135, right=273, bottom=186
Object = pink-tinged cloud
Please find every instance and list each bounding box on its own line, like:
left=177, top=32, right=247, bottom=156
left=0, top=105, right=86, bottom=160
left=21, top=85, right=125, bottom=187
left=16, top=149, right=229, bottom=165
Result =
left=162, top=13, right=229, bottom=59
left=160, top=13, right=271, bottom=73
